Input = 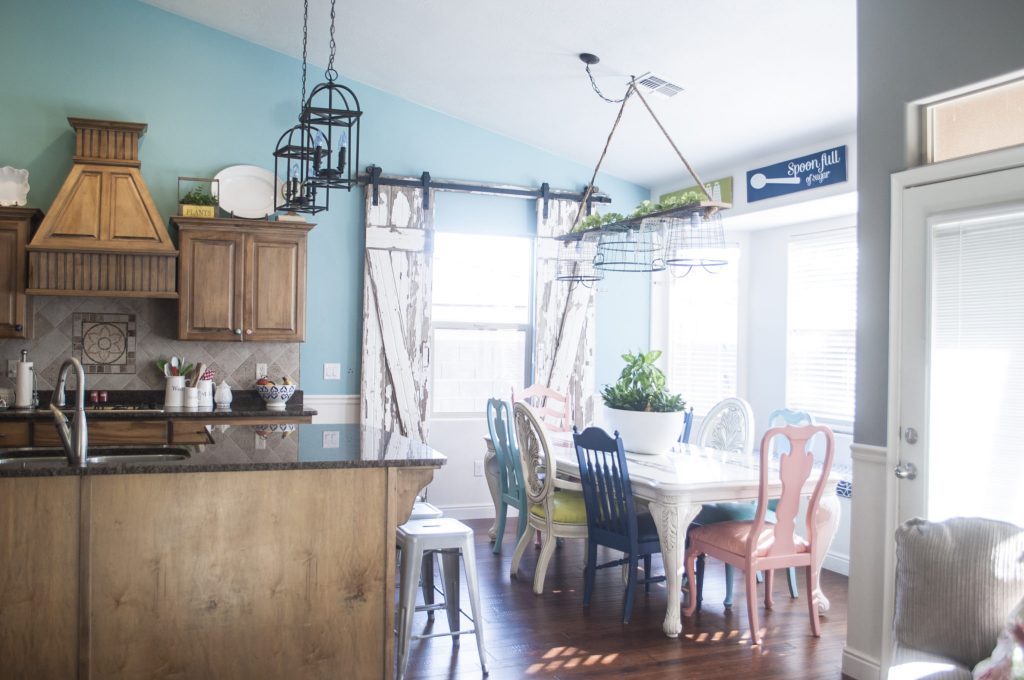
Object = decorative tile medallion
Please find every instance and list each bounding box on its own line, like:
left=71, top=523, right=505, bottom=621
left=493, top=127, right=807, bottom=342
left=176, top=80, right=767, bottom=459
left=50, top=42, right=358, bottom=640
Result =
left=73, top=312, right=136, bottom=374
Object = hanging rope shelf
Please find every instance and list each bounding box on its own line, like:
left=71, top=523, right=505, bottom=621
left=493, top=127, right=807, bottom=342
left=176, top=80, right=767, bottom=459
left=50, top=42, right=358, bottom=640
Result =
left=554, top=54, right=731, bottom=281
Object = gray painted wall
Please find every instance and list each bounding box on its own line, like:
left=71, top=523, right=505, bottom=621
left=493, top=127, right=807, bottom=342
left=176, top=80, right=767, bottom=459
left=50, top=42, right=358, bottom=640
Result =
left=849, top=2, right=1024, bottom=674
left=855, top=0, right=1024, bottom=446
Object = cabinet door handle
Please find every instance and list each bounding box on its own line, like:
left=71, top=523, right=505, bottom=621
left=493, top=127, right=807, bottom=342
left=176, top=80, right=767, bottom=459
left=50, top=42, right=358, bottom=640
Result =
left=245, top=329, right=253, bottom=336
left=14, top=324, right=23, bottom=332
left=234, top=328, right=242, bottom=336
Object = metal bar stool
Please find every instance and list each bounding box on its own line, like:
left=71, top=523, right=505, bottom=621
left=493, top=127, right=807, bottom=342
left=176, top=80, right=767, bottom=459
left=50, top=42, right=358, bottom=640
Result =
left=405, top=501, right=444, bottom=619
left=396, top=517, right=487, bottom=679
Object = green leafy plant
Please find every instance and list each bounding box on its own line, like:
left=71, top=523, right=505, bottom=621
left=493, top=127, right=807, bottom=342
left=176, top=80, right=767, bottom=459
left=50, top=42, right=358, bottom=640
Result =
left=180, top=187, right=218, bottom=206
left=569, top=191, right=709, bottom=233
left=601, top=350, right=686, bottom=412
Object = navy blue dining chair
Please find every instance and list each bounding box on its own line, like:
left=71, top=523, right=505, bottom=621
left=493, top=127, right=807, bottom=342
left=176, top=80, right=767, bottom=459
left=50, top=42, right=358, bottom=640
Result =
left=573, top=426, right=665, bottom=623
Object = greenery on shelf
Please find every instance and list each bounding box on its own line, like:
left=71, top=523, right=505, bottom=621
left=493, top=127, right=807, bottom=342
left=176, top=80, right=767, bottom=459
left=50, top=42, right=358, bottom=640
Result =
left=180, top=187, right=218, bottom=206
left=601, top=350, right=686, bottom=413
left=571, top=189, right=709, bottom=233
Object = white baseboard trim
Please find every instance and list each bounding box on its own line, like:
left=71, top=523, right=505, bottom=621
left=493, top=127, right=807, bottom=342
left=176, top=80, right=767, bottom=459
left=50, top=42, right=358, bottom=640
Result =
left=303, top=394, right=359, bottom=424
left=434, top=503, right=507, bottom=521
left=823, top=551, right=850, bottom=576
left=842, top=646, right=881, bottom=680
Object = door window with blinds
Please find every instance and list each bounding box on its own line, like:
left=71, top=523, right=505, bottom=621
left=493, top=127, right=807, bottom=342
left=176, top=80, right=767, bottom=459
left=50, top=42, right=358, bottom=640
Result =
left=431, top=232, right=533, bottom=416
left=666, top=246, right=740, bottom=415
left=786, top=227, right=857, bottom=429
left=927, top=206, right=1024, bottom=523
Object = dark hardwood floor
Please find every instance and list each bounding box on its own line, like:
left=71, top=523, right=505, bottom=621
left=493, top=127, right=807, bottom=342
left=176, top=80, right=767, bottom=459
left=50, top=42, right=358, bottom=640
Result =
left=402, top=519, right=849, bottom=679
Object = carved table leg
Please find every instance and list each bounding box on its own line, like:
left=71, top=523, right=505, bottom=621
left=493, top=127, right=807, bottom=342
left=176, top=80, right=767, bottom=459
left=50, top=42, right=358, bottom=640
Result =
left=648, top=499, right=702, bottom=638
left=484, top=447, right=500, bottom=541
left=811, top=493, right=841, bottom=613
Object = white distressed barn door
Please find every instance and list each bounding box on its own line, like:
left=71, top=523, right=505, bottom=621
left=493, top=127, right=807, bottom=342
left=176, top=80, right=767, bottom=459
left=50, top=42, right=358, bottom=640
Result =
left=534, top=198, right=596, bottom=427
left=361, top=185, right=434, bottom=443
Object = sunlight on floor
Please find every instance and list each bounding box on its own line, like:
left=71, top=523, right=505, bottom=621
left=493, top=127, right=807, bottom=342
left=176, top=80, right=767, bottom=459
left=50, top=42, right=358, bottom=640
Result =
left=526, top=646, right=620, bottom=674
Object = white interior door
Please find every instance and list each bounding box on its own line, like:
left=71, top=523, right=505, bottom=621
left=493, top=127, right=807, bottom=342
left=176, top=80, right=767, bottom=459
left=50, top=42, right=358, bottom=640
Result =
left=893, top=156, right=1024, bottom=524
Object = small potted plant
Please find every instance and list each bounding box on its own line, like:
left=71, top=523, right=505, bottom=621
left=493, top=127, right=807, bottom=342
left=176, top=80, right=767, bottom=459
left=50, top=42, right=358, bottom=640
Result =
left=177, top=177, right=219, bottom=218
left=601, top=350, right=686, bottom=454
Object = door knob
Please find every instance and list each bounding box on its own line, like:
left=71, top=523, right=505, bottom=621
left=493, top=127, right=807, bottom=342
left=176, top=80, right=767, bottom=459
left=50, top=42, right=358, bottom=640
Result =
left=234, top=328, right=242, bottom=336
left=14, top=324, right=23, bottom=332
left=894, top=461, right=918, bottom=480
left=903, top=427, right=918, bottom=444
left=245, top=329, right=253, bottom=336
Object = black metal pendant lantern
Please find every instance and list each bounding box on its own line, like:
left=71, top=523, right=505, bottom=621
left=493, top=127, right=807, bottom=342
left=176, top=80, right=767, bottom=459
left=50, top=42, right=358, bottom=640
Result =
left=274, top=124, right=328, bottom=214
left=301, top=0, right=361, bottom=192
left=271, top=0, right=325, bottom=215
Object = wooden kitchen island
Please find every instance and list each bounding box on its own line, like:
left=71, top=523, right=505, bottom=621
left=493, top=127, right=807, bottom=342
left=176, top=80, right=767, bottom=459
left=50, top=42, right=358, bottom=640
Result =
left=0, top=425, right=444, bottom=680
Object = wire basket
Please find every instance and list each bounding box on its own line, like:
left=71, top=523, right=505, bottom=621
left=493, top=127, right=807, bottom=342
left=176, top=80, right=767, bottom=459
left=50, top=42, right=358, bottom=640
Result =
left=649, top=211, right=728, bottom=274
left=594, top=224, right=666, bottom=273
left=555, top=235, right=603, bottom=284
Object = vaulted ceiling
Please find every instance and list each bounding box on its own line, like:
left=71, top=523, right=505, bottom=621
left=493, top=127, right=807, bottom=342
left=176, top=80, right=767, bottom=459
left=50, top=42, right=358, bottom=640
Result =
left=141, top=0, right=857, bottom=189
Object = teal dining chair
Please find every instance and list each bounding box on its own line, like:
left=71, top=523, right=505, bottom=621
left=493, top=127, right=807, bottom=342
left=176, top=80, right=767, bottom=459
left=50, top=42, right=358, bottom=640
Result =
left=487, top=398, right=528, bottom=554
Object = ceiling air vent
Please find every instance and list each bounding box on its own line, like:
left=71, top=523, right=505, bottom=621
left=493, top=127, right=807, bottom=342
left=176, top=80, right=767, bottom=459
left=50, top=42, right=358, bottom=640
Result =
left=635, top=72, right=684, bottom=98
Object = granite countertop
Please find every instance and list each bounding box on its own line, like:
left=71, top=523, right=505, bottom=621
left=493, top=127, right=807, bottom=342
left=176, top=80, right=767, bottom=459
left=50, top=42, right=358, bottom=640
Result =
left=0, top=424, right=446, bottom=477
left=0, top=390, right=316, bottom=421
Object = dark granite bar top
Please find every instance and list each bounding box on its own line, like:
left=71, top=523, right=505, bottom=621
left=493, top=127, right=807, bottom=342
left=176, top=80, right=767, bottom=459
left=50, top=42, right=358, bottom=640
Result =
left=0, top=424, right=446, bottom=477
left=0, top=390, right=316, bottom=421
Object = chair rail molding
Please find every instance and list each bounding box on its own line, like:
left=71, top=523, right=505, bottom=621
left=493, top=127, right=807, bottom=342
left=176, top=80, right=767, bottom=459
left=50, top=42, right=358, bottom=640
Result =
left=305, top=394, right=360, bottom=424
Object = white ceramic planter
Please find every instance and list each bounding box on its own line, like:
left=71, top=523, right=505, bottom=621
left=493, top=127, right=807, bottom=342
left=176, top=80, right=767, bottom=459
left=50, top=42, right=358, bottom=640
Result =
left=602, top=406, right=686, bottom=455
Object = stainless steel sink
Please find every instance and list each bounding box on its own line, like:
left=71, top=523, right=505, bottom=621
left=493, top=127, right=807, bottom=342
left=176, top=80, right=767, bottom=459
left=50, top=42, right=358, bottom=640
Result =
left=0, top=446, right=191, bottom=468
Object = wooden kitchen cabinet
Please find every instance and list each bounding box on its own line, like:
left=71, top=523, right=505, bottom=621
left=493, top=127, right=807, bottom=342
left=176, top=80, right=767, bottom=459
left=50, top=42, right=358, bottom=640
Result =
left=0, top=208, right=42, bottom=339
left=174, top=217, right=314, bottom=342
left=32, top=419, right=169, bottom=447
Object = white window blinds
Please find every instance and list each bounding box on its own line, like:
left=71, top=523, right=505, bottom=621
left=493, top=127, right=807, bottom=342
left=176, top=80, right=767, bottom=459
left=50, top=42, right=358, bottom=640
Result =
left=928, top=209, right=1024, bottom=524
left=786, top=227, right=857, bottom=426
left=666, top=247, right=740, bottom=414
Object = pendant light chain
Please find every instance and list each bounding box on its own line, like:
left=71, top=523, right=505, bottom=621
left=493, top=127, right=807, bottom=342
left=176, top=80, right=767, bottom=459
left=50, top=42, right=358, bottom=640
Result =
left=325, top=0, right=338, bottom=82
left=300, top=0, right=309, bottom=112
left=585, top=63, right=626, bottom=104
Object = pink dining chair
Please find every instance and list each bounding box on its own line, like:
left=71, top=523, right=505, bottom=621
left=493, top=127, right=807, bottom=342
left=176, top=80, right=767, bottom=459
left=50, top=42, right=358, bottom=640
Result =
left=683, top=423, right=835, bottom=646
left=512, top=384, right=571, bottom=433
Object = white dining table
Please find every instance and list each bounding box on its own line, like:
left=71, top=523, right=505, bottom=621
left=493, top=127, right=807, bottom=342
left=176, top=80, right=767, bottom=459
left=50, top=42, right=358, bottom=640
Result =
left=547, top=434, right=841, bottom=639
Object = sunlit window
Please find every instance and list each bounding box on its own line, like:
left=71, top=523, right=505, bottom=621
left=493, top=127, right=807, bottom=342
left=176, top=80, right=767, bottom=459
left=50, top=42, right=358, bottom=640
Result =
left=924, top=76, right=1024, bottom=163
left=786, top=227, right=857, bottom=428
left=431, top=232, right=533, bottom=415
left=666, top=247, right=740, bottom=415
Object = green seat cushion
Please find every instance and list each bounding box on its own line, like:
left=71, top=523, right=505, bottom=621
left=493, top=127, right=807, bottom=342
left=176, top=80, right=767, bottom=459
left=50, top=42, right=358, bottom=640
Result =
left=529, top=490, right=587, bottom=525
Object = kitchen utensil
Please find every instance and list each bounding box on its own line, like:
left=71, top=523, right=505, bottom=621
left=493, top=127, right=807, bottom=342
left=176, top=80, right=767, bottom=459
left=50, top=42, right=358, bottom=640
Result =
left=213, top=165, right=280, bottom=219
left=170, top=356, right=179, bottom=376
left=192, top=363, right=207, bottom=388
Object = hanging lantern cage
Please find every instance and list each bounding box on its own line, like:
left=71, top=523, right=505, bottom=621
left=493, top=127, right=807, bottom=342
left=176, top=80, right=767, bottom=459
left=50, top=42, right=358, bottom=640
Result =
left=301, top=82, right=361, bottom=192
left=649, top=210, right=728, bottom=274
left=594, top=223, right=666, bottom=273
left=273, top=124, right=328, bottom=214
left=555, top=234, right=603, bottom=284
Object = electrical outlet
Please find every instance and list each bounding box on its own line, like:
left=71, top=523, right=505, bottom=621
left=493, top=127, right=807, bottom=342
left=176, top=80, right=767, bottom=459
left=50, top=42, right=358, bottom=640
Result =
left=255, top=363, right=268, bottom=380
left=323, top=363, right=341, bottom=380
left=254, top=433, right=266, bottom=450
left=473, top=460, right=484, bottom=477
left=323, top=430, right=340, bottom=448
left=6, top=360, right=17, bottom=379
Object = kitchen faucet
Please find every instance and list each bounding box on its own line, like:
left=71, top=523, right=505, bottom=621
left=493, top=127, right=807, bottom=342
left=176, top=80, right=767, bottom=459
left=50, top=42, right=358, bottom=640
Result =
left=50, top=357, right=88, bottom=467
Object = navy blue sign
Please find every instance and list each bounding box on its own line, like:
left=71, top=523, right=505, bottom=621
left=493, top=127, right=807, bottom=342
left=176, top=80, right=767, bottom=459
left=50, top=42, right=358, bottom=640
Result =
left=746, top=145, right=847, bottom=202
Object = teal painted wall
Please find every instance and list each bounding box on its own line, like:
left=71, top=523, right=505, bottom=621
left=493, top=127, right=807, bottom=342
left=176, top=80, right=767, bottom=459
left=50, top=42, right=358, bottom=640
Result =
left=1, top=0, right=649, bottom=394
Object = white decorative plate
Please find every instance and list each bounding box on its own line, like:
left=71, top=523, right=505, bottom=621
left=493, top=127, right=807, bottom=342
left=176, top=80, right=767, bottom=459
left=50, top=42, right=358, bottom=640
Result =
left=0, top=167, right=30, bottom=207
left=213, top=165, right=280, bottom=219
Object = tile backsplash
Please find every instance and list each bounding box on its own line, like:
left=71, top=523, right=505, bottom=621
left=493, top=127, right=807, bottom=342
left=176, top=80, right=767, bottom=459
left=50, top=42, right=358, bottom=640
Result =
left=0, top=297, right=299, bottom=393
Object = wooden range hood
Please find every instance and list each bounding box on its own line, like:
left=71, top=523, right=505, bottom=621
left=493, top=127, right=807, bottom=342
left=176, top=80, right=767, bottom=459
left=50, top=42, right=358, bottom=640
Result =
left=27, top=118, right=178, bottom=298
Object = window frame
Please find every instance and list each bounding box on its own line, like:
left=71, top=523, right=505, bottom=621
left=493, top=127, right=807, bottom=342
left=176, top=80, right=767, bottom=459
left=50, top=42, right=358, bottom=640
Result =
left=429, top=232, right=536, bottom=418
